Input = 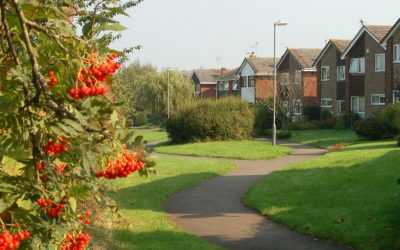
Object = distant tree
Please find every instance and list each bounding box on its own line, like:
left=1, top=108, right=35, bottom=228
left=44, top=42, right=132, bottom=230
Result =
left=113, top=62, right=194, bottom=122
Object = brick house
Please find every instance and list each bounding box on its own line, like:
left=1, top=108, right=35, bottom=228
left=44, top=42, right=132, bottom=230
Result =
left=276, top=48, right=321, bottom=115
left=191, top=69, right=222, bottom=99
left=313, top=39, right=351, bottom=115
left=341, top=25, right=391, bottom=117
left=236, top=54, right=276, bottom=103
left=380, top=18, right=400, bottom=104
left=216, top=68, right=240, bottom=98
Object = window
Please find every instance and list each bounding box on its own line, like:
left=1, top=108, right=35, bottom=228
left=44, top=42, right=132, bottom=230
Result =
left=394, top=44, right=400, bottom=63
left=218, top=82, right=224, bottom=91
left=321, top=98, right=333, bottom=108
left=351, top=96, right=365, bottom=114
left=371, top=94, right=385, bottom=105
left=337, top=100, right=345, bottom=115
left=337, top=66, right=345, bottom=81
left=375, top=54, right=385, bottom=72
left=295, top=70, right=302, bottom=84
left=232, top=80, right=239, bottom=90
left=248, top=76, right=255, bottom=87
left=280, top=73, right=289, bottom=85
left=294, top=100, right=301, bottom=115
left=393, top=90, right=400, bottom=104
left=321, top=66, right=329, bottom=81
left=241, top=76, right=248, bottom=88
left=349, top=57, right=365, bottom=74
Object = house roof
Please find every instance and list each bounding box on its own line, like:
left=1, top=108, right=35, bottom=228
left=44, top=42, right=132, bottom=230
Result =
left=191, top=69, right=221, bottom=84
left=381, top=18, right=400, bottom=45
left=341, top=25, right=391, bottom=60
left=216, top=68, right=240, bottom=81
left=312, top=39, right=351, bottom=67
left=277, top=48, right=321, bottom=71
left=237, top=56, right=276, bottom=76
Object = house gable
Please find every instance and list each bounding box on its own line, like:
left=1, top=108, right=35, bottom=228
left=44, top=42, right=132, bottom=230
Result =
left=237, top=59, right=255, bottom=77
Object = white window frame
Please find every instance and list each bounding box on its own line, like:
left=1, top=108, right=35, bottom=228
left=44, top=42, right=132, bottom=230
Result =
left=321, top=98, right=333, bottom=108
left=393, top=90, right=400, bottom=103
left=232, top=80, right=239, bottom=90
left=375, top=54, right=385, bottom=72
left=371, top=94, right=385, bottom=106
left=351, top=96, right=366, bottom=115
left=295, top=70, right=302, bottom=84
left=337, top=100, right=345, bottom=115
left=248, top=76, right=255, bottom=88
left=349, top=57, right=365, bottom=74
left=337, top=66, right=345, bottom=81
left=321, top=66, right=330, bottom=81
left=294, top=99, right=302, bottom=115
left=242, top=76, right=248, bottom=88
left=394, top=44, right=400, bottom=63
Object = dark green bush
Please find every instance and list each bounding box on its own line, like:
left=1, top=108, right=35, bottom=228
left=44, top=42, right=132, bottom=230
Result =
left=253, top=99, right=282, bottom=136
left=334, top=115, right=351, bottom=129
left=277, top=130, right=293, bottom=139
left=133, top=112, right=148, bottom=126
left=166, top=97, right=254, bottom=143
left=303, top=106, right=321, bottom=121
left=286, top=120, right=317, bottom=130
left=397, top=135, right=400, bottom=147
left=379, top=103, right=400, bottom=132
left=355, top=116, right=393, bottom=140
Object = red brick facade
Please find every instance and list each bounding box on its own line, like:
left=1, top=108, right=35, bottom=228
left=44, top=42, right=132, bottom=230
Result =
left=200, top=84, right=217, bottom=99
left=255, top=76, right=274, bottom=100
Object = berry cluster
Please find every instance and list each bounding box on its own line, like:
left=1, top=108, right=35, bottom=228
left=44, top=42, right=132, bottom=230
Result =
left=0, top=231, right=30, bottom=249
left=67, top=53, right=120, bottom=100
left=37, top=199, right=65, bottom=217
left=44, top=140, right=68, bottom=155
left=78, top=211, right=92, bottom=225
left=36, top=162, right=68, bottom=177
left=48, top=71, right=58, bottom=87
left=95, top=149, right=144, bottom=179
left=61, top=232, right=90, bottom=250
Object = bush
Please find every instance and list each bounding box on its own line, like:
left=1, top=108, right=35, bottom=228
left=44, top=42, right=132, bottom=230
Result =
left=355, top=116, right=393, bottom=140
left=133, top=112, right=148, bottom=126
left=253, top=99, right=282, bottom=135
left=397, top=135, right=400, bottom=147
left=166, top=97, right=254, bottom=143
left=286, top=120, right=317, bottom=130
left=303, top=106, right=321, bottom=121
left=277, top=130, right=293, bottom=139
left=380, top=103, right=400, bottom=132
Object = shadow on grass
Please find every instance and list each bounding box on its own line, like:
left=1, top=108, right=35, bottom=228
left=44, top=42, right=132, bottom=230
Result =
left=245, top=149, right=400, bottom=250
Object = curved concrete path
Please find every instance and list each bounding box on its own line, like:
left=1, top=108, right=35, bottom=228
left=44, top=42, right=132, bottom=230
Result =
left=164, top=141, right=346, bottom=250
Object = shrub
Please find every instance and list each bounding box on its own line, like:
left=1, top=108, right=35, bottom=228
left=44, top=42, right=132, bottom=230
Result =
left=380, top=103, right=400, bottom=132
left=355, top=116, right=393, bottom=140
left=286, top=120, right=317, bottom=130
left=133, top=112, right=148, bottom=126
left=277, top=130, right=293, bottom=139
left=397, top=135, right=400, bottom=147
left=253, top=99, right=282, bottom=135
left=166, top=97, right=254, bottom=143
left=303, top=106, right=321, bottom=121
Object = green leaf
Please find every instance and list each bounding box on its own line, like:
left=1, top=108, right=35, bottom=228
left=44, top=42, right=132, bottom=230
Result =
left=62, top=119, right=84, bottom=132
left=17, top=197, right=32, bottom=210
left=1, top=155, right=25, bottom=176
left=56, top=122, right=78, bottom=136
left=68, top=197, right=77, bottom=212
left=71, top=107, right=88, bottom=127
left=111, top=110, right=118, bottom=128
left=98, top=23, right=127, bottom=32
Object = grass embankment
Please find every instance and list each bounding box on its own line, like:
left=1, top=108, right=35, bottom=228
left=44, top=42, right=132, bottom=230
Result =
left=244, top=140, right=400, bottom=250
left=154, top=140, right=293, bottom=160
left=95, top=155, right=235, bottom=249
left=134, top=129, right=169, bottom=143
left=289, top=129, right=359, bottom=148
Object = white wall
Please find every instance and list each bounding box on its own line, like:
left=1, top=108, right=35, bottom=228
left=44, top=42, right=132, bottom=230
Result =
left=239, top=61, right=255, bottom=103
left=241, top=62, right=255, bottom=77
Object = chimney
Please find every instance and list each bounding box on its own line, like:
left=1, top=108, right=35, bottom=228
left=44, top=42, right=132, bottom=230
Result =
left=221, top=68, right=226, bottom=75
left=250, top=51, right=256, bottom=57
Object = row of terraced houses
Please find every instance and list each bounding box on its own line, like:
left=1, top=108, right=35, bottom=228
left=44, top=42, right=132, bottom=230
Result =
left=189, top=18, right=400, bottom=117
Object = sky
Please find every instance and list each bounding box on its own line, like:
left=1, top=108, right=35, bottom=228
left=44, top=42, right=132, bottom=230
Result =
left=113, top=0, right=400, bottom=71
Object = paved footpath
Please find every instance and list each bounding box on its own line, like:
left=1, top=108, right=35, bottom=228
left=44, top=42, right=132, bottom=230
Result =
left=164, top=141, right=347, bottom=250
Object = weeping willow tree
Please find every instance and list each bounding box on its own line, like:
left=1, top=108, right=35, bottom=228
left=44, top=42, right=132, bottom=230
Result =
left=113, top=61, right=194, bottom=121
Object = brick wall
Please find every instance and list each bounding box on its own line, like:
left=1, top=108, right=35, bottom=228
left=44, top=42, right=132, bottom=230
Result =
left=320, top=45, right=339, bottom=112
left=386, top=37, right=394, bottom=104
left=393, top=29, right=400, bottom=92
left=255, top=76, right=274, bottom=100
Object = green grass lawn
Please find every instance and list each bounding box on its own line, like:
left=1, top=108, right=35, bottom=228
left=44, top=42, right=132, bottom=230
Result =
left=289, top=129, right=360, bottom=148
left=154, top=140, right=293, bottom=160
left=244, top=140, right=400, bottom=250
left=97, top=155, right=235, bottom=250
left=134, top=129, right=169, bottom=143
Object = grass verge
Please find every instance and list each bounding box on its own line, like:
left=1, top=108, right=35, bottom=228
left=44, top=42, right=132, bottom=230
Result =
left=244, top=140, right=400, bottom=250
left=289, top=129, right=359, bottom=148
left=153, top=140, right=293, bottom=160
left=94, top=155, right=235, bottom=249
left=134, top=129, right=169, bottom=143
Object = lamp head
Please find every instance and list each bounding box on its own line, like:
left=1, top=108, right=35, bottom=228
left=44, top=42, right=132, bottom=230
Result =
left=274, top=21, right=288, bottom=26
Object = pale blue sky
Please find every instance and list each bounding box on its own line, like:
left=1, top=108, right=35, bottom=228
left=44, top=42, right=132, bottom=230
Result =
left=114, top=0, right=400, bottom=70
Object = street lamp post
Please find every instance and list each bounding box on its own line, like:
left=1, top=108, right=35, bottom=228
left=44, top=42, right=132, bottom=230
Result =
left=273, top=21, right=288, bottom=147
left=167, top=69, right=170, bottom=119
